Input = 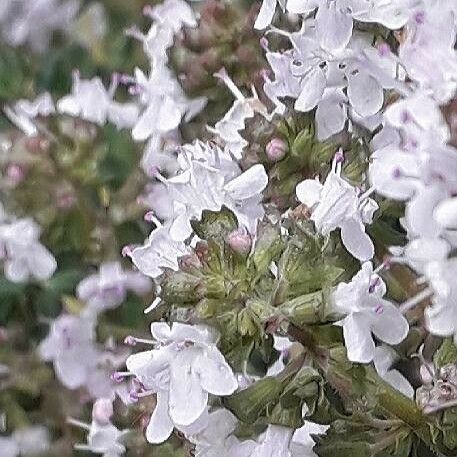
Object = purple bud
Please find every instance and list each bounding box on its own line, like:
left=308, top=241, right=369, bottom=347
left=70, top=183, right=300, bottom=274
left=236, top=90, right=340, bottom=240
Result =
left=334, top=148, right=345, bottom=164
left=124, top=336, right=137, bottom=346
left=226, top=229, right=252, bottom=256
left=265, top=138, right=288, bottom=162
left=6, top=163, right=26, bottom=186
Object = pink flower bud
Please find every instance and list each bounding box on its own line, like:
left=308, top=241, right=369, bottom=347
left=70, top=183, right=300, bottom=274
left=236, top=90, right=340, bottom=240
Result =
left=6, top=163, right=26, bottom=185
left=265, top=138, right=287, bottom=162
left=92, top=398, right=113, bottom=425
left=226, top=229, right=252, bottom=256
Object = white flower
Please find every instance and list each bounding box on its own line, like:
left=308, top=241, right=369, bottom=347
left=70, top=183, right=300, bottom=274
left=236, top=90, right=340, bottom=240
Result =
left=126, top=219, right=190, bottom=279
left=128, top=0, right=197, bottom=64
left=124, top=322, right=238, bottom=443
left=209, top=69, right=269, bottom=159
left=254, top=0, right=286, bottom=30
left=69, top=400, right=128, bottom=457
left=147, top=141, right=268, bottom=241
left=129, top=65, right=206, bottom=142
left=57, top=71, right=139, bottom=129
left=0, top=436, right=19, bottom=457
left=77, top=261, right=151, bottom=313
left=0, top=426, right=51, bottom=457
left=399, top=3, right=457, bottom=104
left=3, top=93, right=55, bottom=136
left=332, top=262, right=409, bottom=363
left=12, top=426, right=50, bottom=456
left=38, top=313, right=99, bottom=389
left=0, top=0, right=80, bottom=52
left=296, top=155, right=378, bottom=261
left=262, top=22, right=399, bottom=139
left=373, top=346, right=414, bottom=398
left=0, top=217, right=57, bottom=283
left=423, top=259, right=457, bottom=343
left=290, top=421, right=328, bottom=457
left=251, top=425, right=294, bottom=457
left=190, top=409, right=256, bottom=457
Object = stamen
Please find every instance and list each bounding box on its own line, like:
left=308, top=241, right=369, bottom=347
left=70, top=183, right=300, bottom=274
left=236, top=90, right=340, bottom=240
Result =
left=400, top=287, right=433, bottom=313
left=124, top=336, right=156, bottom=346
left=144, top=297, right=162, bottom=314
left=67, top=418, right=91, bottom=430
left=359, top=187, right=376, bottom=201
left=214, top=68, right=246, bottom=102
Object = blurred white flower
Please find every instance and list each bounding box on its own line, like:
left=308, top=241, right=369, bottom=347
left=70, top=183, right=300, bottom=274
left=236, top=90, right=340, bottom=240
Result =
left=57, top=71, right=139, bottom=129
left=77, top=261, right=151, bottom=314
left=0, top=217, right=57, bottom=283
left=68, top=399, right=128, bottom=457
left=38, top=313, right=98, bottom=389
left=3, top=93, right=55, bottom=136
left=0, top=0, right=80, bottom=52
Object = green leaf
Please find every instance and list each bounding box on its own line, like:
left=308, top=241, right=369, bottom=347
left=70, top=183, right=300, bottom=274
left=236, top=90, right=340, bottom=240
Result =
left=434, top=339, right=457, bottom=369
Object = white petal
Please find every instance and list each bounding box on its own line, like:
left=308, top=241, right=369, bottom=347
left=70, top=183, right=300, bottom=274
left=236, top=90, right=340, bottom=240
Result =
left=169, top=349, right=208, bottom=426
left=296, top=178, right=322, bottom=208
left=254, top=0, right=277, bottom=30
left=425, top=302, right=456, bottom=336
left=0, top=437, right=19, bottom=457
left=371, top=301, right=409, bottom=345
left=29, top=244, right=57, bottom=280
left=340, top=218, right=374, bottom=261
left=405, top=184, right=446, bottom=238
left=316, top=1, right=353, bottom=52
left=315, top=98, right=347, bottom=140
left=194, top=347, right=238, bottom=395
left=224, top=164, right=268, bottom=200
left=382, top=370, right=414, bottom=398
left=132, top=106, right=157, bottom=141
left=4, top=259, right=29, bottom=282
left=294, top=67, right=326, bottom=112
left=347, top=71, right=383, bottom=117
left=157, top=97, right=182, bottom=132
left=434, top=197, right=457, bottom=229
left=145, top=390, right=174, bottom=443
left=342, top=313, right=375, bottom=363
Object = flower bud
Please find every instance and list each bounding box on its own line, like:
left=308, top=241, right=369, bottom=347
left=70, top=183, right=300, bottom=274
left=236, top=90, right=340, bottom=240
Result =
left=6, top=163, right=26, bottom=186
left=266, top=138, right=288, bottom=162
left=226, top=229, right=252, bottom=256
left=92, top=398, right=113, bottom=425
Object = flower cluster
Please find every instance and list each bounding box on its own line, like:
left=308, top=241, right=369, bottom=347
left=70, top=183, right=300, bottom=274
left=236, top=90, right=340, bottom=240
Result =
left=3, top=0, right=457, bottom=457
